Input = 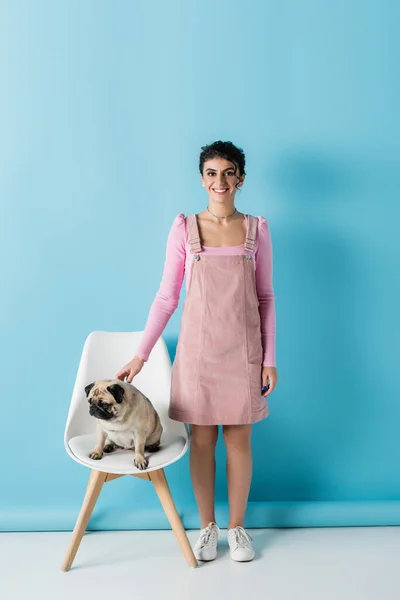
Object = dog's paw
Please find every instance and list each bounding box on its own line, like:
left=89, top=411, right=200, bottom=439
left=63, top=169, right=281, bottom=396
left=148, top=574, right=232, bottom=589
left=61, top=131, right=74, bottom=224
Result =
left=89, top=450, right=103, bottom=460
left=134, top=454, right=149, bottom=470
left=146, top=442, right=161, bottom=453
left=104, top=443, right=116, bottom=454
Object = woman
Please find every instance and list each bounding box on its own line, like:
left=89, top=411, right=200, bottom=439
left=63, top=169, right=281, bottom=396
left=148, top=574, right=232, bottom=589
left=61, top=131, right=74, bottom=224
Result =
left=116, top=140, right=278, bottom=562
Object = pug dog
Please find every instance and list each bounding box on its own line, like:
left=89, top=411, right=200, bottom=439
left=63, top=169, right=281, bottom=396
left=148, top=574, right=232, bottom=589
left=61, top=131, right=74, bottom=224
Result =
left=85, top=379, right=163, bottom=470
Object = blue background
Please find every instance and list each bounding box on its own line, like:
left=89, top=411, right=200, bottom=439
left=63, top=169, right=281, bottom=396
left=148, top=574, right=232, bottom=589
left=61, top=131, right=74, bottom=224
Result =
left=1, top=0, right=399, bottom=531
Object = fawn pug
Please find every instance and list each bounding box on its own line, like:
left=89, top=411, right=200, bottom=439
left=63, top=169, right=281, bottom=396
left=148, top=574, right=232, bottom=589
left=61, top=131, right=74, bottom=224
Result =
left=85, top=379, right=163, bottom=470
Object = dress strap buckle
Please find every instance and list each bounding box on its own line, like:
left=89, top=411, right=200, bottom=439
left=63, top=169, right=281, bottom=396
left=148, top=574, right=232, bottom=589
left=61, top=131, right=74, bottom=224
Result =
left=186, top=214, right=203, bottom=254
left=244, top=215, right=258, bottom=252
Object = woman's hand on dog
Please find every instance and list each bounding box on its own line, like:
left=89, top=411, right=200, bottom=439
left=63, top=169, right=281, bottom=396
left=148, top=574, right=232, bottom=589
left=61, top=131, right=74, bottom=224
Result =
left=116, top=356, right=145, bottom=383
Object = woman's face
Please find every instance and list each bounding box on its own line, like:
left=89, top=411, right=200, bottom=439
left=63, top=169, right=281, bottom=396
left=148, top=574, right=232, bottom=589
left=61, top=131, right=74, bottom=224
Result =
left=201, top=157, right=245, bottom=202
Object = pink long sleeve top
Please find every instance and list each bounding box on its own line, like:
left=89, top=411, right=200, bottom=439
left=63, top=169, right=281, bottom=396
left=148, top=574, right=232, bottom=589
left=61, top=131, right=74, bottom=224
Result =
left=135, top=213, right=276, bottom=367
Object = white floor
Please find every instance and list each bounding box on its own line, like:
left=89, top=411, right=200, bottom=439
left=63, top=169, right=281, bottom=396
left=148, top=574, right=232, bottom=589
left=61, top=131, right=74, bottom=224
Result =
left=1, top=527, right=399, bottom=600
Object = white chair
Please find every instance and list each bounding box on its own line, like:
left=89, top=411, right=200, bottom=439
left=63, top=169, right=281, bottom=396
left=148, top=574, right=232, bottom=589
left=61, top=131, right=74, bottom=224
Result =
left=61, top=331, right=197, bottom=571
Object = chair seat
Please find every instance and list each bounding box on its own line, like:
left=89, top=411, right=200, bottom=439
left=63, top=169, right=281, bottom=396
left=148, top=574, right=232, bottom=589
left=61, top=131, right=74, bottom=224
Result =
left=68, top=432, right=187, bottom=475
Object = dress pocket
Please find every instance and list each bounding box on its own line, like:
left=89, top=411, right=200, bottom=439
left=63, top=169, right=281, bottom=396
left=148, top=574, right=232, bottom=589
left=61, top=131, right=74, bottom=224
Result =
left=170, top=344, right=198, bottom=414
left=248, top=363, right=267, bottom=413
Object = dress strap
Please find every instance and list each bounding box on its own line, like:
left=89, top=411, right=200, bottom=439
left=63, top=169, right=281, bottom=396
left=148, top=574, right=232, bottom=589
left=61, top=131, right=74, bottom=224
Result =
left=244, top=214, right=258, bottom=252
left=186, top=214, right=202, bottom=254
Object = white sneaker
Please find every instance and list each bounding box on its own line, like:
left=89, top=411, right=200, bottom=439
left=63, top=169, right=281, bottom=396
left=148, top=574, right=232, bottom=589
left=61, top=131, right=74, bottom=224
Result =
left=193, top=521, right=221, bottom=561
left=227, top=526, right=255, bottom=561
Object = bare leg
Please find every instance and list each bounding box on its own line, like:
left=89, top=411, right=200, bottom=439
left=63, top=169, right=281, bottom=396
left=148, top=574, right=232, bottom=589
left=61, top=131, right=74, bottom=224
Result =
left=223, top=424, right=252, bottom=529
left=189, top=424, right=219, bottom=529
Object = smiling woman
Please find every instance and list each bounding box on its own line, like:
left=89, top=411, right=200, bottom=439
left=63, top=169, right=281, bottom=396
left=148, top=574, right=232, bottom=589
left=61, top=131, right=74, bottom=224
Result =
left=116, top=140, right=278, bottom=562
left=201, top=140, right=246, bottom=197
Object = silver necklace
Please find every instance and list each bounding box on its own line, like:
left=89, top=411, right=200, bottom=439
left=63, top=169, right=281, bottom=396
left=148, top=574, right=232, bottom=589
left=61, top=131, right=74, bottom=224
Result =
left=207, top=206, right=237, bottom=219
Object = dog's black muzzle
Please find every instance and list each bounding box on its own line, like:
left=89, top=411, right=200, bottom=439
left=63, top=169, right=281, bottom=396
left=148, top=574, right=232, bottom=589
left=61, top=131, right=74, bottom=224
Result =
left=89, top=405, right=113, bottom=420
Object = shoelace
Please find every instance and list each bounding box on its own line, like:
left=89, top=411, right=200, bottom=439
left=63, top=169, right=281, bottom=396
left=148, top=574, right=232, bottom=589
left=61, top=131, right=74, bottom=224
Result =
left=198, top=523, right=220, bottom=548
left=230, top=526, right=253, bottom=549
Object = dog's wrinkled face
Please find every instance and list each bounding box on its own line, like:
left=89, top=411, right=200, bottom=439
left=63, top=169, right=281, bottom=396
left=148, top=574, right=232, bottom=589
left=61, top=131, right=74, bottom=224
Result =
left=85, top=381, right=125, bottom=421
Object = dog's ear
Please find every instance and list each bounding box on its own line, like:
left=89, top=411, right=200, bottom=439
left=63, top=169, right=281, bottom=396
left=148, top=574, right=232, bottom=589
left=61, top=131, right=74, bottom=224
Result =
left=107, top=383, right=125, bottom=404
left=84, top=382, right=95, bottom=397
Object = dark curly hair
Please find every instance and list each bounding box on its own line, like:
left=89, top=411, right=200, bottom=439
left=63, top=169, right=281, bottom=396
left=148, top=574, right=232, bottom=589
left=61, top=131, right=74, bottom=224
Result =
left=199, top=140, right=246, bottom=191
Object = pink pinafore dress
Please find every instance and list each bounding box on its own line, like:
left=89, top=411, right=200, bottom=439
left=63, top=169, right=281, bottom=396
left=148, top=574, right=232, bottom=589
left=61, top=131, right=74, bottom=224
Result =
left=169, top=213, right=269, bottom=426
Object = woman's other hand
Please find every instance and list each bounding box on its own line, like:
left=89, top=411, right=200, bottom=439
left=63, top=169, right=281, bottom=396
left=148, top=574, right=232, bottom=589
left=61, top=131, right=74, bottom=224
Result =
left=262, top=366, right=278, bottom=396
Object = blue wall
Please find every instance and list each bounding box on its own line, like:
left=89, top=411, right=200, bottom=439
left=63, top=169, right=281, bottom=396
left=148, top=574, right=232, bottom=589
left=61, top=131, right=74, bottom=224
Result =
left=1, top=0, right=399, bottom=531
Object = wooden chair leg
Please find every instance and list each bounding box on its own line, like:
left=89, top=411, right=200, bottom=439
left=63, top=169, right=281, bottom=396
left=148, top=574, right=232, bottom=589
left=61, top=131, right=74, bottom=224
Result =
left=61, top=469, right=107, bottom=571
left=148, top=468, right=198, bottom=568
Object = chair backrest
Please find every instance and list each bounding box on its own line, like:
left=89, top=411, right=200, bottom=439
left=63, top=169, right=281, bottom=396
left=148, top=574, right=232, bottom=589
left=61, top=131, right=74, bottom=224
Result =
left=64, top=331, right=187, bottom=449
